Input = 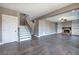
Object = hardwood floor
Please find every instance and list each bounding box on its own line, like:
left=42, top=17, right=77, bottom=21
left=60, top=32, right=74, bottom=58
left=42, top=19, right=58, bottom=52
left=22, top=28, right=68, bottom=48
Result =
left=0, top=34, right=79, bottom=55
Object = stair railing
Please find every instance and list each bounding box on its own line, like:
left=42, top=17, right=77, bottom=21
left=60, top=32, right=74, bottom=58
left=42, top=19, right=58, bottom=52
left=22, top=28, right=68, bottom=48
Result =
left=25, top=20, right=32, bottom=35
left=18, top=27, right=20, bottom=42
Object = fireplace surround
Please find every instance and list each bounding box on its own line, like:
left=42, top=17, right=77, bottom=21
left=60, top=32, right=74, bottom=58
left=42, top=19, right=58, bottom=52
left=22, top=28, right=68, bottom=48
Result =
left=62, top=27, right=71, bottom=35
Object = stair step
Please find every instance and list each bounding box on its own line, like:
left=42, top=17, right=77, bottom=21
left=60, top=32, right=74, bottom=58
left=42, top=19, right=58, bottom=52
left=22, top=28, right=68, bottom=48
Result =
left=20, top=37, right=31, bottom=39
left=20, top=30, right=29, bottom=32
left=20, top=28, right=29, bottom=31
left=20, top=33, right=31, bottom=35
left=20, top=35, right=31, bottom=37
left=20, top=27, right=28, bottom=29
left=20, top=31, right=29, bottom=32
left=20, top=26, right=28, bottom=27
left=20, top=36, right=31, bottom=39
left=20, top=30, right=28, bottom=31
left=20, top=38, right=31, bottom=41
left=20, top=29, right=28, bottom=31
left=19, top=25, right=31, bottom=41
left=20, top=32, right=29, bottom=33
left=20, top=28, right=28, bottom=29
left=20, top=34, right=30, bottom=36
left=20, top=37, right=31, bottom=40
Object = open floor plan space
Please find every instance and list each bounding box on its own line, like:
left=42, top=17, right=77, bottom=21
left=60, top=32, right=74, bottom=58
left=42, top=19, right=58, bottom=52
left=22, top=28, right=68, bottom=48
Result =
left=0, top=3, right=79, bottom=55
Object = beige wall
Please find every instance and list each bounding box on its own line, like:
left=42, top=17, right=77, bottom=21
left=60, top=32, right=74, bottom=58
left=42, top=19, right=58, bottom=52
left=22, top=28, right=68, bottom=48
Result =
left=39, top=20, right=56, bottom=37
left=0, top=7, right=18, bottom=16
left=20, top=14, right=25, bottom=25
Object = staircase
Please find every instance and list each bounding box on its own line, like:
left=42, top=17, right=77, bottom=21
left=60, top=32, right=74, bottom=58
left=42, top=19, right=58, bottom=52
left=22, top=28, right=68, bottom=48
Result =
left=19, top=25, right=31, bottom=41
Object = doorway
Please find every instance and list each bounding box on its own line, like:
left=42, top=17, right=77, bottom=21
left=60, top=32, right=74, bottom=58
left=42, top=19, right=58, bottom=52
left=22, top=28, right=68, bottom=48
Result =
left=2, top=14, right=18, bottom=44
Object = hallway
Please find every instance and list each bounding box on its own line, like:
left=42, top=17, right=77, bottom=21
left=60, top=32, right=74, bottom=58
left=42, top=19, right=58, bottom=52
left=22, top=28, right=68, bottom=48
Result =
left=0, top=34, right=79, bottom=55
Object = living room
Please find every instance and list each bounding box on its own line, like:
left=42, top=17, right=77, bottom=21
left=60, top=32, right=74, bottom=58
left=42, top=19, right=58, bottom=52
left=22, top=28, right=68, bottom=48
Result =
left=0, top=3, right=79, bottom=55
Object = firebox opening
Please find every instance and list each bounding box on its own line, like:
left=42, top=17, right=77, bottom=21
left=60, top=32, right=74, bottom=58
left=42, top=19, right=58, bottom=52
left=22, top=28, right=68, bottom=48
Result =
left=64, top=30, right=70, bottom=33
left=62, top=27, right=71, bottom=35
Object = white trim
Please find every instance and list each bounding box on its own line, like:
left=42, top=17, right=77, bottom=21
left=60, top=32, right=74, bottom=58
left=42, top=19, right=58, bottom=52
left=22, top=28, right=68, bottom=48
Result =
left=38, top=33, right=57, bottom=37
left=71, top=34, right=79, bottom=36
left=34, top=33, right=58, bottom=37
left=34, top=35, right=40, bottom=37
left=20, top=38, right=31, bottom=41
left=0, top=41, right=18, bottom=45
left=0, top=43, right=4, bottom=45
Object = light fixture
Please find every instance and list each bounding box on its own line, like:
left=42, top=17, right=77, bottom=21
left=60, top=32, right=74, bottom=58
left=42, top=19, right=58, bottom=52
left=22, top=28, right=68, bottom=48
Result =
left=59, top=17, right=67, bottom=22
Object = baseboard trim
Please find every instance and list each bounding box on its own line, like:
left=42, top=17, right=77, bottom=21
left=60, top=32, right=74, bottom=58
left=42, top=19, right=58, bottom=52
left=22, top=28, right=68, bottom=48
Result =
left=0, top=41, right=18, bottom=45
left=34, top=35, right=40, bottom=37
left=38, top=33, right=57, bottom=37
left=34, top=33, right=58, bottom=37
left=71, top=34, right=79, bottom=36
left=0, top=43, right=4, bottom=45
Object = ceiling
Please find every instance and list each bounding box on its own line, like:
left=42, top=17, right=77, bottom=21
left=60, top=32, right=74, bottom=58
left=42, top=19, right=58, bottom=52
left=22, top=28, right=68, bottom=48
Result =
left=45, top=9, right=79, bottom=22
left=0, top=3, right=71, bottom=20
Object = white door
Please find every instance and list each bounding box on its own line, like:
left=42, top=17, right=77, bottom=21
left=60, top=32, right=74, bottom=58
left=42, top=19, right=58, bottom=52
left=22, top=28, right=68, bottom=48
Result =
left=2, top=14, right=18, bottom=44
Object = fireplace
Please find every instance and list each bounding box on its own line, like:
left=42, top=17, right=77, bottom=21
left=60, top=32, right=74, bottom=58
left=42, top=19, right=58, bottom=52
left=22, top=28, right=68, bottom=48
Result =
left=62, top=27, right=71, bottom=35
left=64, top=30, right=70, bottom=33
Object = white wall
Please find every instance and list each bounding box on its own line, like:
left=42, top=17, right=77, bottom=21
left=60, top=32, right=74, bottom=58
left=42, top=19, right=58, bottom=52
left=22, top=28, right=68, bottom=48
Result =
left=62, top=21, right=72, bottom=27
left=38, top=19, right=79, bottom=36
left=38, top=20, right=73, bottom=37
left=39, top=20, right=56, bottom=37
left=72, top=20, right=79, bottom=35
left=57, top=22, right=62, bottom=33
